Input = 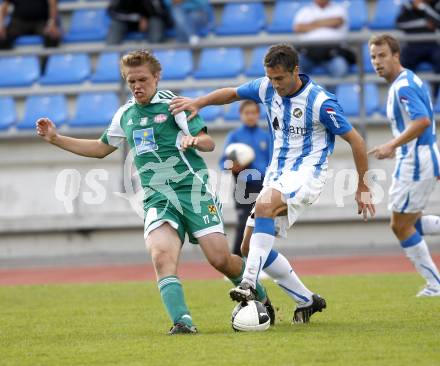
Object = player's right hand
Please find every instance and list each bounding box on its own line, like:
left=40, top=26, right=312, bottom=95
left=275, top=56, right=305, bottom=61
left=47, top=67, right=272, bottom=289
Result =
left=169, top=96, right=199, bottom=121
left=355, top=184, right=376, bottom=221
left=36, top=117, right=58, bottom=143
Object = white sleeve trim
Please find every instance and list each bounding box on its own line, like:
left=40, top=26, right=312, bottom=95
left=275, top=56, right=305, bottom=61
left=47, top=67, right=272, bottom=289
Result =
left=105, top=100, right=132, bottom=147
left=174, top=111, right=192, bottom=135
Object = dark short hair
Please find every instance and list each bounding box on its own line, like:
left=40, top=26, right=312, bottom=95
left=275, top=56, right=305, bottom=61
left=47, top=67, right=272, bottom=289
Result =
left=264, top=44, right=299, bottom=72
left=239, top=100, right=259, bottom=113
left=120, top=49, right=162, bottom=79
left=368, top=34, right=400, bottom=55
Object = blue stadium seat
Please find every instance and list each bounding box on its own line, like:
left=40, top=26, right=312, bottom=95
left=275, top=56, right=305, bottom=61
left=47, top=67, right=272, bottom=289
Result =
left=0, top=56, right=40, bottom=87
left=18, top=95, right=68, bottom=129
left=14, top=35, right=43, bottom=46
left=164, top=5, right=214, bottom=39
left=64, top=9, right=109, bottom=42
left=350, top=43, right=375, bottom=74
left=70, top=92, right=119, bottom=127
left=245, top=46, right=269, bottom=77
left=224, top=102, right=241, bottom=121
left=194, top=47, right=244, bottom=79
left=369, top=0, right=402, bottom=29
left=336, top=83, right=380, bottom=116
left=90, top=52, right=120, bottom=83
left=215, top=2, right=265, bottom=35
left=40, top=53, right=91, bottom=85
left=154, top=49, right=192, bottom=80
left=181, top=89, right=223, bottom=122
left=332, top=0, right=367, bottom=31
left=0, top=97, right=17, bottom=130
left=267, top=1, right=302, bottom=34
left=416, top=62, right=434, bottom=72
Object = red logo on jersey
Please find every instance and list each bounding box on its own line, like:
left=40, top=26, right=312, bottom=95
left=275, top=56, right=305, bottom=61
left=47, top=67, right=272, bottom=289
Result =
left=154, top=114, right=168, bottom=123
left=326, top=108, right=339, bottom=128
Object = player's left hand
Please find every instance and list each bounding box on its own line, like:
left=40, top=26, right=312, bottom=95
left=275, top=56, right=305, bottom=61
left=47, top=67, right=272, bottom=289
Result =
left=355, top=184, right=375, bottom=221
left=169, top=96, right=199, bottom=120
left=367, top=143, right=395, bottom=160
left=180, top=135, right=199, bottom=151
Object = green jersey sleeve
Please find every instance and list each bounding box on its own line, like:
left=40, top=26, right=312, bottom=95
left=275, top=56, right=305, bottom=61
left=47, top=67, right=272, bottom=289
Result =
left=174, top=111, right=207, bottom=136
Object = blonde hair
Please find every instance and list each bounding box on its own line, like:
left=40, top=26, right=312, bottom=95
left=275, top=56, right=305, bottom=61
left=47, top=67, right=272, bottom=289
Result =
left=369, top=34, right=400, bottom=55
left=120, top=50, right=162, bottom=79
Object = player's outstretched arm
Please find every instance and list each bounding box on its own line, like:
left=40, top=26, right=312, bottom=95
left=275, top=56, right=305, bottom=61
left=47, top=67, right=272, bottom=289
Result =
left=341, top=128, right=376, bottom=221
left=169, top=88, right=241, bottom=120
left=36, top=117, right=116, bottom=159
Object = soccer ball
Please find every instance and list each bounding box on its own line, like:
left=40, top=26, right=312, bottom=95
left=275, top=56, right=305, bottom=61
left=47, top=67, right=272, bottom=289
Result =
left=225, top=143, right=256, bottom=167
left=231, top=300, right=270, bottom=332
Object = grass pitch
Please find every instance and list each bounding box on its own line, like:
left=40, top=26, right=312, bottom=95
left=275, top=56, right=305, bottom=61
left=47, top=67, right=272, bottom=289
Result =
left=1, top=274, right=439, bottom=366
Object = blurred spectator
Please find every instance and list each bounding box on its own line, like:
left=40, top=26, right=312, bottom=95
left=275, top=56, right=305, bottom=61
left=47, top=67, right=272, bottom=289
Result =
left=219, top=100, right=271, bottom=256
left=106, top=0, right=169, bottom=45
left=164, top=0, right=209, bottom=45
left=0, top=0, right=61, bottom=49
left=396, top=0, right=440, bottom=95
left=293, top=0, right=355, bottom=78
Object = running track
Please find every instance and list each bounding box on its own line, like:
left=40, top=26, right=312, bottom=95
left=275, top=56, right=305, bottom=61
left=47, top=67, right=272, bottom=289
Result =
left=1, top=253, right=439, bottom=286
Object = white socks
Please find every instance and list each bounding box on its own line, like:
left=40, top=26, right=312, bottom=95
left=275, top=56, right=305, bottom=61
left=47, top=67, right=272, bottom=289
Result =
left=242, top=218, right=275, bottom=288
left=263, top=249, right=313, bottom=306
left=416, top=215, right=440, bottom=235
left=401, top=232, right=440, bottom=288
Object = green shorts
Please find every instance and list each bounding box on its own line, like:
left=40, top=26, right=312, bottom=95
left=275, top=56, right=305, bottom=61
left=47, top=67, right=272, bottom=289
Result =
left=143, top=185, right=224, bottom=244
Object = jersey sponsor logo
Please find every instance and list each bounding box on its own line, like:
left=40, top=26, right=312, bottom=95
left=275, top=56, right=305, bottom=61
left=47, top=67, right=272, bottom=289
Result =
left=208, top=204, right=217, bottom=214
left=140, top=117, right=148, bottom=126
left=283, top=125, right=309, bottom=136
left=133, top=128, right=158, bottom=155
left=292, top=108, right=303, bottom=119
left=326, top=108, right=340, bottom=128
left=272, top=116, right=309, bottom=136
left=154, top=114, right=168, bottom=123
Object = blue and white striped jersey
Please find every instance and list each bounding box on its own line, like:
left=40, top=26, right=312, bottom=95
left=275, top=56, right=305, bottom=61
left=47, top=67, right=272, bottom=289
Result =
left=237, top=74, right=352, bottom=181
left=386, top=69, right=440, bottom=181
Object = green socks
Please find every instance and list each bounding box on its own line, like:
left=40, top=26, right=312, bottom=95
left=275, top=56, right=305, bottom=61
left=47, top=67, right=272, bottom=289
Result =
left=158, top=275, right=193, bottom=327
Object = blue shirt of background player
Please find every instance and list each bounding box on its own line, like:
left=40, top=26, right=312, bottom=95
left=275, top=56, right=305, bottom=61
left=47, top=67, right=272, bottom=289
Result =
left=392, top=70, right=436, bottom=146
left=236, top=74, right=352, bottom=172
left=220, top=124, right=271, bottom=183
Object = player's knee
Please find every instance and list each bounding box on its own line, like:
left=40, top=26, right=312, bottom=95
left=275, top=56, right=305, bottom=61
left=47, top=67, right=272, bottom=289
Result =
left=254, top=200, right=275, bottom=218
left=390, top=220, right=405, bottom=236
left=151, top=250, right=176, bottom=273
left=207, top=254, right=230, bottom=273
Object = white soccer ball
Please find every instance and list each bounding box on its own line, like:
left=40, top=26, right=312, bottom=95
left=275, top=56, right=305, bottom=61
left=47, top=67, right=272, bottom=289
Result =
left=225, top=143, right=256, bottom=167
left=231, top=300, right=270, bottom=332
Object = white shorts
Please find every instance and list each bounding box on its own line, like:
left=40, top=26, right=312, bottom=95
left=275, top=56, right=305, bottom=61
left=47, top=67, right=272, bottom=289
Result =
left=388, top=177, right=437, bottom=213
left=246, top=168, right=326, bottom=238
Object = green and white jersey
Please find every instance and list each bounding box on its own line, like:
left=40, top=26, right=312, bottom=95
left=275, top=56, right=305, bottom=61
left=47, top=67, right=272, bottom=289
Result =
left=101, top=90, right=208, bottom=189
